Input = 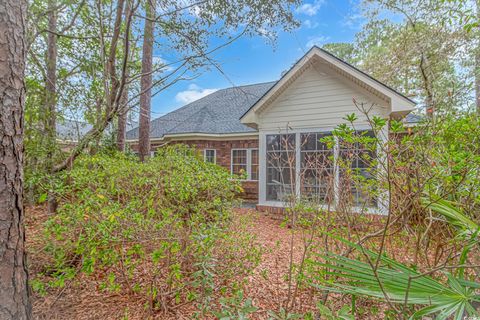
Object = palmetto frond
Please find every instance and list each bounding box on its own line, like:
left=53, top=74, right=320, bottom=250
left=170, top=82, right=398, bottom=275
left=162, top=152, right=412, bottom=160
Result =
left=421, top=197, right=479, bottom=240
left=309, top=237, right=480, bottom=320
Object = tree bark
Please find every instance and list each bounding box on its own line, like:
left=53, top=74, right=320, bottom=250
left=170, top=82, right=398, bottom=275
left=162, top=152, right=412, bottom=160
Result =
left=53, top=0, right=134, bottom=173
left=138, top=0, right=155, bottom=161
left=0, top=0, right=32, bottom=319
left=476, top=52, right=480, bottom=114
left=420, top=53, right=434, bottom=118
left=116, top=83, right=128, bottom=152
left=117, top=1, right=131, bottom=153
left=106, top=0, right=125, bottom=114
left=89, top=97, right=103, bottom=155
left=46, top=0, right=58, bottom=214
left=46, top=0, right=57, bottom=145
left=476, top=0, right=480, bottom=114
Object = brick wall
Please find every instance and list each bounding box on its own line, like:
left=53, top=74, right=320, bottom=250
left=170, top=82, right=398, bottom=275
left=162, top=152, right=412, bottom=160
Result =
left=131, top=138, right=259, bottom=201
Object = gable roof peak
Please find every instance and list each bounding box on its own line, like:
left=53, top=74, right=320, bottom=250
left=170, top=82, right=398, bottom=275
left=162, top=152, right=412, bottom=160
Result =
left=240, top=46, right=416, bottom=127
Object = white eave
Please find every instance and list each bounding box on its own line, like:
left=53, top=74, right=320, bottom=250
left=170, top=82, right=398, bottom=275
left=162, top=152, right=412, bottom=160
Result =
left=126, top=131, right=259, bottom=143
left=240, top=46, right=416, bottom=128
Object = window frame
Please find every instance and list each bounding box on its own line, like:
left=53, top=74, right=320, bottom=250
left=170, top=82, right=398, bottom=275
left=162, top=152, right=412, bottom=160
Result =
left=265, top=133, right=296, bottom=201
left=260, top=128, right=382, bottom=212
left=338, top=130, right=377, bottom=207
left=231, top=148, right=259, bottom=181
left=203, top=149, right=216, bottom=164
left=299, top=132, right=335, bottom=204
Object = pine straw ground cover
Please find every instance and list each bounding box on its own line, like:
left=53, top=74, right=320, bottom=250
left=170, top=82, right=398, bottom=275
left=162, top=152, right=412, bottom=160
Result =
left=26, top=205, right=451, bottom=320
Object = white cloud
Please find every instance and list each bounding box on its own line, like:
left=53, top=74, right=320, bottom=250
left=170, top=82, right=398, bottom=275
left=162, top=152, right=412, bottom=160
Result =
left=296, top=0, right=325, bottom=16
left=306, top=35, right=330, bottom=49
left=152, top=56, right=173, bottom=72
left=304, top=19, right=319, bottom=29
left=341, top=13, right=365, bottom=29
left=175, top=84, right=218, bottom=104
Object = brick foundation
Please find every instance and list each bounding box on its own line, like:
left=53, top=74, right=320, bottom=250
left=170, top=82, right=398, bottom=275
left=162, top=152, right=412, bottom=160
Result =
left=256, top=204, right=285, bottom=214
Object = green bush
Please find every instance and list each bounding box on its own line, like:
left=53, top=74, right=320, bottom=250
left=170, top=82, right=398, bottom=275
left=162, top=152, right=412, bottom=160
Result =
left=38, top=145, right=260, bottom=314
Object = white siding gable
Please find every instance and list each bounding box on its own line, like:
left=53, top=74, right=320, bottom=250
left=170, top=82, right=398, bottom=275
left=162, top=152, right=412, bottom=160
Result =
left=257, top=64, right=389, bottom=132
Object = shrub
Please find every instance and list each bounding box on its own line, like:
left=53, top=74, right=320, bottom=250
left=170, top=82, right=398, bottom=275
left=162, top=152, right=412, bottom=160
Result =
left=37, top=145, right=260, bottom=314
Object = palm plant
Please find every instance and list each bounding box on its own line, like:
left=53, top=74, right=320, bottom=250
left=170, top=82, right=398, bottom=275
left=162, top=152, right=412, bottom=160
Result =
left=421, top=197, right=479, bottom=240
left=309, top=235, right=480, bottom=319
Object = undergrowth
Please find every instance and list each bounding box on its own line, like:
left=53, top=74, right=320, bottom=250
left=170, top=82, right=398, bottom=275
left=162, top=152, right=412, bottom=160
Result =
left=34, top=145, right=261, bottom=316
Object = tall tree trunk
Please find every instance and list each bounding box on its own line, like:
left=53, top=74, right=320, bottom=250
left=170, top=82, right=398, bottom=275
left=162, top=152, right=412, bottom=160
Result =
left=138, top=0, right=155, bottom=161
left=476, top=0, right=480, bottom=114
left=53, top=0, right=133, bottom=173
left=420, top=53, right=434, bottom=119
left=476, top=52, right=480, bottom=114
left=0, top=0, right=32, bottom=319
left=117, top=1, right=131, bottom=153
left=116, top=83, right=128, bottom=152
left=89, top=97, right=103, bottom=155
left=46, top=0, right=58, bottom=214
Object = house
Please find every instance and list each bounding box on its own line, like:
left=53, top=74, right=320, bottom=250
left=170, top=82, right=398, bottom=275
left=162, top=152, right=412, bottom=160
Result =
left=126, top=46, right=417, bottom=212
left=56, top=118, right=137, bottom=150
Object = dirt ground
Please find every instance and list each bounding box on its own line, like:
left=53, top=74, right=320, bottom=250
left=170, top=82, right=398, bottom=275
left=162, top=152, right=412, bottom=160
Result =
left=26, top=206, right=398, bottom=319
left=28, top=207, right=313, bottom=319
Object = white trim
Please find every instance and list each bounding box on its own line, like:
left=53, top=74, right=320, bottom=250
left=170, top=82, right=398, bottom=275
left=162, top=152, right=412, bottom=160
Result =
left=126, top=132, right=259, bottom=143
left=260, top=124, right=375, bottom=135
left=259, top=133, right=267, bottom=203
left=257, top=200, right=383, bottom=215
left=241, top=46, right=415, bottom=127
left=261, top=127, right=386, bottom=214
left=333, top=135, right=340, bottom=206
left=316, top=49, right=415, bottom=111
left=376, top=124, right=389, bottom=215
left=294, top=133, right=301, bottom=197
left=203, top=149, right=216, bottom=164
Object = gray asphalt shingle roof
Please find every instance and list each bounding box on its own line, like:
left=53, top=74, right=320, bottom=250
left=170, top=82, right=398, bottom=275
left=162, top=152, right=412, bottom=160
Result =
left=56, top=119, right=93, bottom=141
left=126, top=81, right=276, bottom=139
left=57, top=118, right=138, bottom=142
left=126, top=80, right=420, bottom=140
left=404, top=113, right=423, bottom=123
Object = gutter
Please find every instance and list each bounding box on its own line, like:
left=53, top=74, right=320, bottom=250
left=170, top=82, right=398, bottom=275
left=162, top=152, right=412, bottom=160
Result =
left=126, top=132, right=259, bottom=143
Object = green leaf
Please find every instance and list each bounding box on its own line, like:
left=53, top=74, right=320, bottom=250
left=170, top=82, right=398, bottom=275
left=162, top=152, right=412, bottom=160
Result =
left=38, top=193, right=48, bottom=204
left=309, top=235, right=480, bottom=319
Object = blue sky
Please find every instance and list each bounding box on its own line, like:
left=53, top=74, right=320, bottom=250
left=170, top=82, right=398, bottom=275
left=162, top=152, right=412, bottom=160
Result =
left=150, top=0, right=364, bottom=118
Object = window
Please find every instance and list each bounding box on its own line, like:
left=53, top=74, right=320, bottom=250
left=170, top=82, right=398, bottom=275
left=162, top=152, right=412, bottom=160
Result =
left=231, top=149, right=247, bottom=176
left=204, top=149, right=216, bottom=163
left=231, top=149, right=258, bottom=180
left=262, top=130, right=378, bottom=209
left=266, top=134, right=295, bottom=201
left=300, top=132, right=334, bottom=204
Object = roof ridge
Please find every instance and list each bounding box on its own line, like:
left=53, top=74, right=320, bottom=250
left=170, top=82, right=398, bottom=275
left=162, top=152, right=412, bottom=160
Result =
left=222, top=80, right=276, bottom=90
left=137, top=81, right=277, bottom=131
left=126, top=81, right=276, bottom=138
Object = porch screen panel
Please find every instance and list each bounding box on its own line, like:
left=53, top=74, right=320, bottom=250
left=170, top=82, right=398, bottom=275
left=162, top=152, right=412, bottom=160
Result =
left=266, top=134, right=295, bottom=201
left=300, top=132, right=334, bottom=204
left=339, top=130, right=377, bottom=207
